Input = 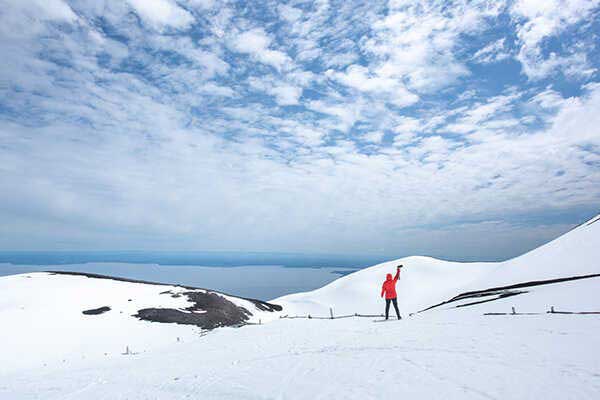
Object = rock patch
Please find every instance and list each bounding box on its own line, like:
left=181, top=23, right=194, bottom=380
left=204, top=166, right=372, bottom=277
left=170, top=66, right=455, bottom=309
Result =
left=45, top=271, right=282, bottom=330
left=135, top=291, right=253, bottom=330
left=83, top=306, right=111, bottom=315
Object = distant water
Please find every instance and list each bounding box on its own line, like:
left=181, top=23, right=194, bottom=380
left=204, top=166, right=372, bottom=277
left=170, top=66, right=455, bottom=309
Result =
left=0, top=251, right=389, bottom=300
left=0, top=251, right=386, bottom=268
left=0, top=263, right=359, bottom=300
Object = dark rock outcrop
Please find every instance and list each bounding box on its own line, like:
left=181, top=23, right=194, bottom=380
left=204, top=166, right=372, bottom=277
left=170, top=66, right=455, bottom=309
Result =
left=82, top=306, right=111, bottom=315
left=46, top=271, right=282, bottom=330
left=135, top=291, right=254, bottom=330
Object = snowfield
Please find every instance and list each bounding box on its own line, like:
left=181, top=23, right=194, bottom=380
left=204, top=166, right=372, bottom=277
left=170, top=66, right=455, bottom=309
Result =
left=276, top=214, right=600, bottom=316
left=0, top=273, right=281, bottom=373
left=1, top=215, right=599, bottom=399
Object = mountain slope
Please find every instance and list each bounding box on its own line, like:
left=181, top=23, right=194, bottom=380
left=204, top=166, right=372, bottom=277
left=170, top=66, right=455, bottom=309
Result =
left=0, top=271, right=280, bottom=372
left=1, top=216, right=599, bottom=399
left=274, top=214, right=600, bottom=316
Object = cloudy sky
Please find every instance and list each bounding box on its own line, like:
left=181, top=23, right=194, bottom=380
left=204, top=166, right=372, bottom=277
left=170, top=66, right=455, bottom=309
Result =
left=0, top=0, right=599, bottom=260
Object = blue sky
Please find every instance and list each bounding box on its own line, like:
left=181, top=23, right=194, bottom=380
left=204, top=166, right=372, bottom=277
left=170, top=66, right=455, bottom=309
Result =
left=0, top=0, right=599, bottom=260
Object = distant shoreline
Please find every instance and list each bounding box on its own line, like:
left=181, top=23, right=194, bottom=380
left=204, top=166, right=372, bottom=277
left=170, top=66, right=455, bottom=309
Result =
left=0, top=250, right=385, bottom=269
left=0, top=262, right=359, bottom=301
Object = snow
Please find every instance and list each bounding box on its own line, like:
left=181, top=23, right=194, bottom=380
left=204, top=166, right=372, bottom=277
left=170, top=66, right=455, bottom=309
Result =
left=2, top=312, right=600, bottom=399
left=1, top=215, right=599, bottom=399
left=275, top=214, right=600, bottom=316
left=0, top=273, right=278, bottom=373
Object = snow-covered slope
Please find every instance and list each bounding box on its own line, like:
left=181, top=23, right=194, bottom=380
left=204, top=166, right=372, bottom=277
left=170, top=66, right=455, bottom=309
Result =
left=4, top=311, right=600, bottom=400
left=275, top=214, right=600, bottom=317
left=1, top=215, right=599, bottom=399
left=0, top=272, right=280, bottom=372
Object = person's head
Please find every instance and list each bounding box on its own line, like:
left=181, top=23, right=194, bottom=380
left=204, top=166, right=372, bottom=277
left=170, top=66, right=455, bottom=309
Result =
left=386, top=273, right=392, bottom=281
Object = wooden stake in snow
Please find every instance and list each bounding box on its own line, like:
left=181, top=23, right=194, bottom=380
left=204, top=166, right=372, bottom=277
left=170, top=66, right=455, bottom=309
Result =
left=329, top=307, right=334, bottom=319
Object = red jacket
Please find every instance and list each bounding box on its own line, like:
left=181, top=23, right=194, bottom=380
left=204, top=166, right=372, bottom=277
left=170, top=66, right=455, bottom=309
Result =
left=381, top=269, right=400, bottom=299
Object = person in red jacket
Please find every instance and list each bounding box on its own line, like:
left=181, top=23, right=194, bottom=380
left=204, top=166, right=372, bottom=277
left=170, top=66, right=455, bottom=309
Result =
left=381, top=265, right=403, bottom=320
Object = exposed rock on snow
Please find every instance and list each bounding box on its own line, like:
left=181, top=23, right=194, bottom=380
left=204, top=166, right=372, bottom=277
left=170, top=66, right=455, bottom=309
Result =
left=420, top=272, right=600, bottom=313
left=0, top=270, right=283, bottom=372
left=50, top=270, right=282, bottom=329
left=137, top=291, right=268, bottom=329
left=82, top=306, right=111, bottom=315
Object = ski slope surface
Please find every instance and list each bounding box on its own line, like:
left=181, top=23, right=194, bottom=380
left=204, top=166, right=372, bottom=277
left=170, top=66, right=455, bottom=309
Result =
left=1, top=214, right=599, bottom=399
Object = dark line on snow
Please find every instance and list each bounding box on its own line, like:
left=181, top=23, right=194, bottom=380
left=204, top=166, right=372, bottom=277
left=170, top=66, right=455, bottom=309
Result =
left=418, top=273, right=600, bottom=313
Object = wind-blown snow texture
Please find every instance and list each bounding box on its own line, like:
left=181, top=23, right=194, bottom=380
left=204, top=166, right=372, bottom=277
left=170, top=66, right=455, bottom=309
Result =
left=1, top=214, right=599, bottom=399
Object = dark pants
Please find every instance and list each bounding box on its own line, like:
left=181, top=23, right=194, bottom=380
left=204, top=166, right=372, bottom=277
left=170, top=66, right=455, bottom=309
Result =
left=385, top=298, right=401, bottom=319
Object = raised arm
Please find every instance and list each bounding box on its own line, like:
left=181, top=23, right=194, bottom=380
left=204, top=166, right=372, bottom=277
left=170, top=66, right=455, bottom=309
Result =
left=393, top=265, right=402, bottom=281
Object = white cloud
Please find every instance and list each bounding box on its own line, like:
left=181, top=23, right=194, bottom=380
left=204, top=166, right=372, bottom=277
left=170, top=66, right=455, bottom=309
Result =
left=31, top=0, right=78, bottom=21
left=472, top=38, right=511, bottom=64
left=393, top=117, right=422, bottom=134
left=248, top=77, right=303, bottom=106
left=511, top=0, right=599, bottom=79
left=360, top=1, right=503, bottom=93
left=1, top=0, right=599, bottom=256
left=362, top=131, right=384, bottom=143
left=199, top=82, right=235, bottom=97
left=192, top=50, right=230, bottom=78
left=266, top=118, right=326, bottom=147
left=528, top=89, right=567, bottom=109
left=127, top=0, right=194, bottom=30
left=269, top=85, right=303, bottom=106
left=445, top=93, right=520, bottom=134
left=183, top=0, right=216, bottom=10
left=141, top=35, right=230, bottom=79
left=326, top=65, right=419, bottom=108
left=392, top=132, right=417, bottom=147
left=512, top=0, right=597, bottom=47
left=278, top=4, right=303, bottom=22
left=307, top=99, right=364, bottom=133
left=230, top=28, right=292, bottom=70
left=323, top=52, right=359, bottom=68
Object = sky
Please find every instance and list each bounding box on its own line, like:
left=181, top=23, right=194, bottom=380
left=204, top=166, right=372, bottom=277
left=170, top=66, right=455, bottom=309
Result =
left=0, top=0, right=599, bottom=261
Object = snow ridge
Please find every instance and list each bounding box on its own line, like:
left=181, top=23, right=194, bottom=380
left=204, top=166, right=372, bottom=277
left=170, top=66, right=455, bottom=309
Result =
left=274, top=214, right=600, bottom=317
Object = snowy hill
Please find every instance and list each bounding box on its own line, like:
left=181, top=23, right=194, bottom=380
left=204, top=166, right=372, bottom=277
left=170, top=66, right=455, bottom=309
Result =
left=1, top=215, right=599, bottom=399
left=275, top=214, right=600, bottom=317
left=0, top=271, right=281, bottom=371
